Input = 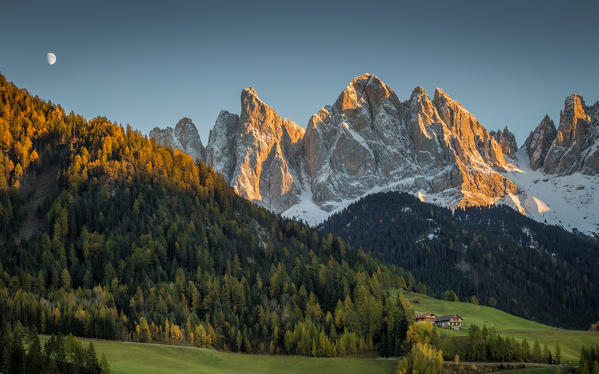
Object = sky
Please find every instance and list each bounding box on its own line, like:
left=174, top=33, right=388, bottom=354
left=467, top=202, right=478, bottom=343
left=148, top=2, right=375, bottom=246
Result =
left=1, top=0, right=598, bottom=145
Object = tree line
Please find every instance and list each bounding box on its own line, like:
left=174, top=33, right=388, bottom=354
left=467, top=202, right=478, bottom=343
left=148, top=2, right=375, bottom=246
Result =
left=441, top=325, right=561, bottom=364
left=0, top=321, right=110, bottom=374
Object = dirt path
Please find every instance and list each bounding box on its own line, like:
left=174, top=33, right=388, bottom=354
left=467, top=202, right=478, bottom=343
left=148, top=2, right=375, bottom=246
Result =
left=123, top=341, right=217, bottom=352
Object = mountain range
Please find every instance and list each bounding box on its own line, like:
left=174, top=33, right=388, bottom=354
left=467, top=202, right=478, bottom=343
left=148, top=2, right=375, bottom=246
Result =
left=151, top=74, right=599, bottom=236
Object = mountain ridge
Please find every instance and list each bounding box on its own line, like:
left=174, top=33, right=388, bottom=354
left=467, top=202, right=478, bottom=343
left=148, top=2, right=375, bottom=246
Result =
left=151, top=74, right=599, bottom=235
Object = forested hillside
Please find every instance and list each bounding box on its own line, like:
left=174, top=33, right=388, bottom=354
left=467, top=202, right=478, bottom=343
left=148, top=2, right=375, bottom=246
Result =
left=0, top=74, right=414, bottom=357
left=320, top=192, right=599, bottom=329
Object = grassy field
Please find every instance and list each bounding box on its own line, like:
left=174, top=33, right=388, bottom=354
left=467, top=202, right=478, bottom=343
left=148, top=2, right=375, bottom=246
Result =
left=398, top=290, right=599, bottom=363
left=71, top=338, right=396, bottom=374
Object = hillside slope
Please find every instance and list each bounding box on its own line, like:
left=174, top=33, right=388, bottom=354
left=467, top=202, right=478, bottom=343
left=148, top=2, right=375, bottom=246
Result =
left=398, top=290, right=599, bottom=363
left=320, top=191, right=599, bottom=329
left=0, top=73, right=413, bottom=357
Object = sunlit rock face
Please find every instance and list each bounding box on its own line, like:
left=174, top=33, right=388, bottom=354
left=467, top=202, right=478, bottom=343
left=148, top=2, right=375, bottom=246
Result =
left=206, top=88, right=305, bottom=212
left=540, top=95, right=599, bottom=175
left=150, top=117, right=206, bottom=161
left=304, top=74, right=411, bottom=207
left=303, top=74, right=516, bottom=210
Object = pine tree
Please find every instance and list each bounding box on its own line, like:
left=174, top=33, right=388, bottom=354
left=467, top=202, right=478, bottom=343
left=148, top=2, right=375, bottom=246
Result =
left=532, top=340, right=542, bottom=363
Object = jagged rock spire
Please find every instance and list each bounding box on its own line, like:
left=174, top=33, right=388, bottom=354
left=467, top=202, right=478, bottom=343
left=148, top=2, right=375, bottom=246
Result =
left=524, top=115, right=557, bottom=170
left=150, top=117, right=206, bottom=161
left=491, top=126, right=518, bottom=158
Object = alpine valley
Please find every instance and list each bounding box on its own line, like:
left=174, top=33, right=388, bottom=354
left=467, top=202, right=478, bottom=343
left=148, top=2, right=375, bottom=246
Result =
left=1, top=70, right=598, bottom=374
left=152, top=74, right=599, bottom=236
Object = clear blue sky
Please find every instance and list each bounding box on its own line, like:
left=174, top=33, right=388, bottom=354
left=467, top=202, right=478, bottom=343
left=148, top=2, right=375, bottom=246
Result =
left=1, top=0, right=598, bottom=145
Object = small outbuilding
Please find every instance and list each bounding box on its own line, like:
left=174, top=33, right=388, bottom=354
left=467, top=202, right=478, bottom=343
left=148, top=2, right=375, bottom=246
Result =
left=415, top=312, right=437, bottom=324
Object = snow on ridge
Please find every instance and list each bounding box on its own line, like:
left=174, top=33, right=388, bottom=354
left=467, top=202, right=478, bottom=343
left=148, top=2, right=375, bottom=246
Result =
left=497, top=148, right=599, bottom=236
left=283, top=150, right=599, bottom=237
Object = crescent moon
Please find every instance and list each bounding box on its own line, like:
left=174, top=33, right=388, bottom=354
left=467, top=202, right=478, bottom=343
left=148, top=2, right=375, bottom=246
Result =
left=47, top=53, right=57, bottom=65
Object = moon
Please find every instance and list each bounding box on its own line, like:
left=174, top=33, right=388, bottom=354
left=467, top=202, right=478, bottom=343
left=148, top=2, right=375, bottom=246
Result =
left=47, top=53, right=56, bottom=65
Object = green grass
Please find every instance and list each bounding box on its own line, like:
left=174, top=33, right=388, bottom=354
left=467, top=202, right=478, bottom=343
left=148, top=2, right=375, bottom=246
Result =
left=71, top=338, right=396, bottom=374
left=397, top=290, right=599, bottom=363
left=400, top=290, right=550, bottom=331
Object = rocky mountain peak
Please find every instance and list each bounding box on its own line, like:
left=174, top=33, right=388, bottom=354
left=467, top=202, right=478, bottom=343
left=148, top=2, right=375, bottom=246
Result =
left=408, top=86, right=440, bottom=134
left=524, top=115, right=557, bottom=170
left=541, top=93, right=599, bottom=175
left=491, top=126, right=518, bottom=157
left=239, top=86, right=304, bottom=139
left=206, top=110, right=240, bottom=181
left=242, top=86, right=258, bottom=97
left=175, top=117, right=194, bottom=129
left=556, top=94, right=590, bottom=147
left=150, top=118, right=206, bottom=161
left=432, top=87, right=452, bottom=103
left=208, top=88, right=305, bottom=211
left=334, top=73, right=398, bottom=115
left=411, top=86, right=427, bottom=97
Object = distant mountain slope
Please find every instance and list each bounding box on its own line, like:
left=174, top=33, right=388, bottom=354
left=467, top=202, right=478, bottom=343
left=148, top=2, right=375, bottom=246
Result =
left=319, top=191, right=599, bottom=329
left=151, top=74, right=599, bottom=235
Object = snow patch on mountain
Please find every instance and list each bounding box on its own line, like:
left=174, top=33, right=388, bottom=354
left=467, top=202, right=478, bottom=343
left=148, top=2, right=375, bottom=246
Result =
left=498, top=148, right=599, bottom=235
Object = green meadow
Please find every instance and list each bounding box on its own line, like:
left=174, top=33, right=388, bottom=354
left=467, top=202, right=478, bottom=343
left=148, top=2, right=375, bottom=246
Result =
left=69, top=339, right=396, bottom=374
left=399, top=290, right=599, bottom=363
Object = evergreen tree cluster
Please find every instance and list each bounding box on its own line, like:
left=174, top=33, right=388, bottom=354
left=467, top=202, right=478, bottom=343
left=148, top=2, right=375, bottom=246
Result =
left=320, top=191, right=599, bottom=328
left=0, top=321, right=110, bottom=374
left=578, top=344, right=599, bottom=374
left=441, top=325, right=561, bottom=363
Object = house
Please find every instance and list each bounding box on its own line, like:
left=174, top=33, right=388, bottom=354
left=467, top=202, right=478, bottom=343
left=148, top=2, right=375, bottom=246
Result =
left=415, top=312, right=436, bottom=324
left=434, top=314, right=463, bottom=330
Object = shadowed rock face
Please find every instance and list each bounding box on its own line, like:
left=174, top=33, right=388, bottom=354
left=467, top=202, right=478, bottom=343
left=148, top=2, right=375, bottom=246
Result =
left=206, top=110, right=240, bottom=182
left=524, top=115, right=557, bottom=170
left=524, top=95, right=599, bottom=175
left=491, top=127, right=518, bottom=158
left=150, top=118, right=206, bottom=161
